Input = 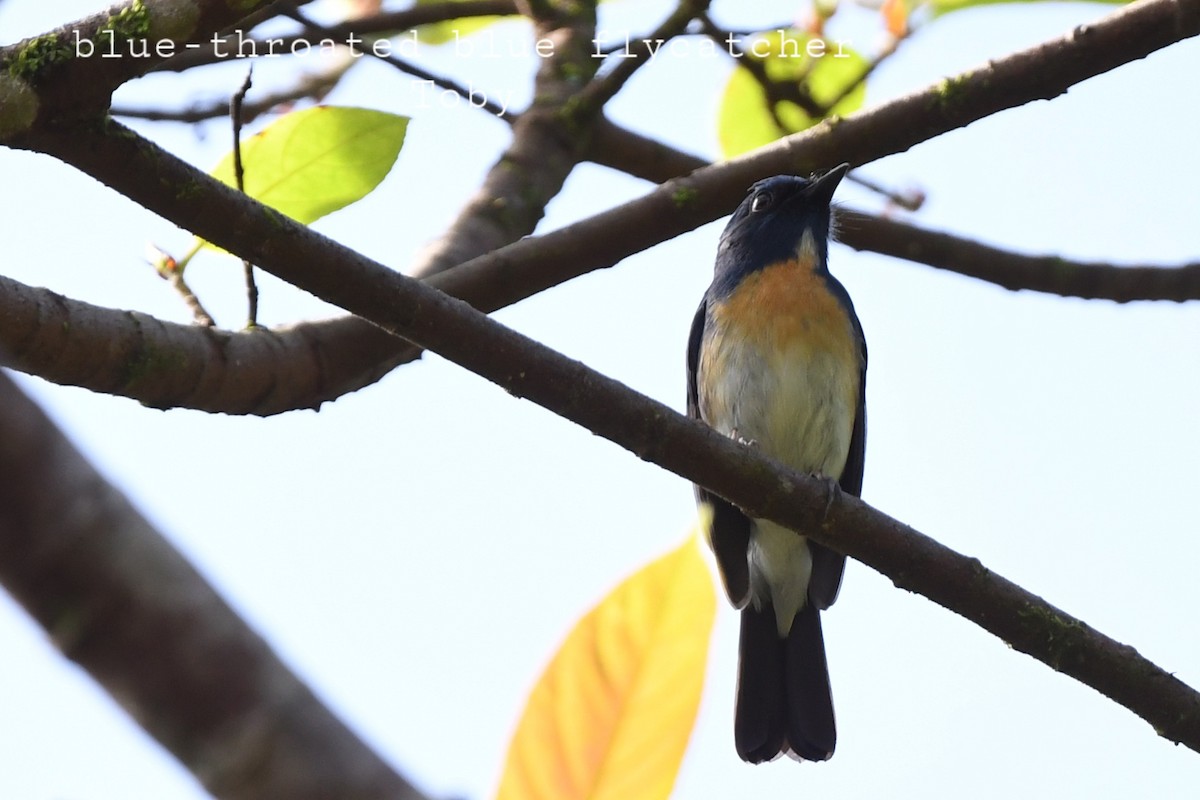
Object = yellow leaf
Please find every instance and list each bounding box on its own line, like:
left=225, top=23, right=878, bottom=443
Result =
left=496, top=535, right=716, bottom=800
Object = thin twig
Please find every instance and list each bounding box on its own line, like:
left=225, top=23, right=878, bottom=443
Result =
left=699, top=15, right=824, bottom=120
left=815, top=21, right=917, bottom=116
left=152, top=0, right=520, bottom=73
left=280, top=4, right=516, bottom=121
left=844, top=171, right=925, bottom=211
left=231, top=67, right=260, bottom=328
left=580, top=0, right=713, bottom=113
left=146, top=243, right=216, bottom=326
left=172, top=274, right=217, bottom=327
left=114, top=61, right=349, bottom=124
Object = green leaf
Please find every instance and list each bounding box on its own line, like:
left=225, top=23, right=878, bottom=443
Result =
left=717, top=30, right=867, bottom=159
left=209, top=105, right=408, bottom=227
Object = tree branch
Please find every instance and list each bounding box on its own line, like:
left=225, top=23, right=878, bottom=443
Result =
left=837, top=211, right=1200, bottom=303
left=407, top=0, right=600, bottom=277
left=577, top=0, right=712, bottom=114
left=0, top=371, right=428, bottom=800
left=586, top=114, right=711, bottom=181
left=279, top=5, right=516, bottom=122
left=22, top=122, right=1200, bottom=755
left=149, top=1, right=520, bottom=73
left=0, top=275, right=404, bottom=414
left=0, top=0, right=301, bottom=123
left=113, top=59, right=351, bottom=124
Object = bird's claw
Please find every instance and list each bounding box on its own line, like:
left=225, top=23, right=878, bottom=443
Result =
left=730, top=428, right=758, bottom=448
left=816, top=474, right=840, bottom=520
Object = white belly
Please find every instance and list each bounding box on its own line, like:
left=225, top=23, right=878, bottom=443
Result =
left=699, top=332, right=857, bottom=634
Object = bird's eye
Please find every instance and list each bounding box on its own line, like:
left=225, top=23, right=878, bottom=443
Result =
left=750, top=192, right=772, bottom=212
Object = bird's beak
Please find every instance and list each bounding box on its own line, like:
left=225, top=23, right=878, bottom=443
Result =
left=806, top=163, right=850, bottom=206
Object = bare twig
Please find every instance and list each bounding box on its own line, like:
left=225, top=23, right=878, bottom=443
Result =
left=280, top=4, right=516, bottom=121
left=698, top=15, right=825, bottom=120
left=844, top=171, right=925, bottom=210
left=579, top=0, right=713, bottom=113
left=147, top=243, right=216, bottom=326
left=114, top=58, right=350, bottom=124
left=230, top=68, right=260, bottom=328
left=169, top=272, right=217, bottom=326
left=815, top=22, right=916, bottom=116
left=153, top=0, right=520, bottom=73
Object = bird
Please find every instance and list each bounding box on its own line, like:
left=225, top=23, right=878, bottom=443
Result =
left=685, top=163, right=866, bottom=763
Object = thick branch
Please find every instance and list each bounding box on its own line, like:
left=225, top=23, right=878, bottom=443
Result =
left=586, top=114, right=709, bottom=181
left=0, top=275, right=403, bottom=414
left=0, top=0, right=297, bottom=124
left=0, top=371, right=427, bottom=800
left=7, top=203, right=1188, bottom=417
left=23, top=121, right=1200, bottom=753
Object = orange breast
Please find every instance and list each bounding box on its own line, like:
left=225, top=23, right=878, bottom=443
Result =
left=712, top=258, right=857, bottom=361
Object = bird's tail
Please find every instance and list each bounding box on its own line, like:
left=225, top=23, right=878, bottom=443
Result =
left=734, top=601, right=835, bottom=763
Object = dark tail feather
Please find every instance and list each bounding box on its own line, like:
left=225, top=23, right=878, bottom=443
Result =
left=785, top=603, right=836, bottom=761
left=735, top=604, right=785, bottom=763
left=734, top=602, right=836, bottom=763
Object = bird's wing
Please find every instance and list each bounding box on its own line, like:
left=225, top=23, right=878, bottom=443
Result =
left=808, top=316, right=866, bottom=610
left=688, top=298, right=752, bottom=607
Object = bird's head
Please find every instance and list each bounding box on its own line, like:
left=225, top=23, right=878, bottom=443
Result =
left=714, top=164, right=849, bottom=287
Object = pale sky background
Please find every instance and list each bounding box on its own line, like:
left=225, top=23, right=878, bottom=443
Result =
left=2, top=1, right=1199, bottom=798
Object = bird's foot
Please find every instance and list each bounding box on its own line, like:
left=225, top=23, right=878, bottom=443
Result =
left=814, top=473, right=841, bottom=520
left=730, top=428, right=758, bottom=448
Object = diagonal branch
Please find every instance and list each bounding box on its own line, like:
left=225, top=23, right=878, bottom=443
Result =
left=0, top=371, right=428, bottom=800
left=22, top=121, right=1200, bottom=755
